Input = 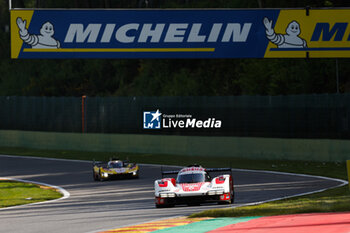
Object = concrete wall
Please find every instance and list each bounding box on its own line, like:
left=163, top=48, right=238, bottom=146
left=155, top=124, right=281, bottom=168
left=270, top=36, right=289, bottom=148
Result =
left=0, top=130, right=349, bottom=162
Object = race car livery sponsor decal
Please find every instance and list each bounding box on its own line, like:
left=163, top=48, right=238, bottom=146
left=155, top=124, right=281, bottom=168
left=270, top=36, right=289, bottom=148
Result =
left=181, top=182, right=204, bottom=192
left=180, top=167, right=206, bottom=173
left=110, top=168, right=127, bottom=174
left=11, top=9, right=350, bottom=59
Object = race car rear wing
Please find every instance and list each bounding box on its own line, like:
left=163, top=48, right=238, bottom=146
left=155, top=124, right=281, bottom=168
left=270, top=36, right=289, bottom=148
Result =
left=161, top=167, right=232, bottom=178
left=206, top=168, right=232, bottom=172
left=93, top=159, right=136, bottom=168
left=161, top=170, right=179, bottom=176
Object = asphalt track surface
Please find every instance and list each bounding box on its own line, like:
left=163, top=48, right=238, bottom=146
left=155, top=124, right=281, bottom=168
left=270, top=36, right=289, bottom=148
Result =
left=0, top=155, right=346, bottom=233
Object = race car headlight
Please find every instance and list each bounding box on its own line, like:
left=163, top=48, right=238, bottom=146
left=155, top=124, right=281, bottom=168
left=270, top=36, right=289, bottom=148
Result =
left=102, top=173, right=109, bottom=178
left=208, top=191, right=216, bottom=195
left=208, top=190, right=224, bottom=195
left=168, top=193, right=175, bottom=197
left=216, top=190, right=224, bottom=195
left=159, top=193, right=175, bottom=198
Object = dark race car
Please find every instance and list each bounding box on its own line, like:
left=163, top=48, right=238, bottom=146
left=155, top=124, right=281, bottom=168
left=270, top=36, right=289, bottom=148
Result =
left=93, top=159, right=139, bottom=181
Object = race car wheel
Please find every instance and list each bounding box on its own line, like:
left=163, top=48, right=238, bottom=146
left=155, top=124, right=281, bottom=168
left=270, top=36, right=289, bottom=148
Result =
left=230, top=187, right=235, bottom=204
left=155, top=204, right=174, bottom=208
left=225, top=178, right=234, bottom=204
left=93, top=170, right=99, bottom=181
left=218, top=198, right=231, bottom=205
left=155, top=197, right=174, bottom=208
left=99, top=169, right=104, bottom=181
left=230, top=177, right=235, bottom=204
left=218, top=177, right=234, bottom=205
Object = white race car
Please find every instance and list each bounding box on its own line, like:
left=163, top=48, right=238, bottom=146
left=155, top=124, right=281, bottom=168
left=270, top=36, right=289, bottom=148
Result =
left=154, top=165, right=234, bottom=208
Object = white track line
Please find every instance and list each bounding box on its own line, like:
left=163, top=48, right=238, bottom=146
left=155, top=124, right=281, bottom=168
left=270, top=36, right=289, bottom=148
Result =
left=0, top=177, right=70, bottom=211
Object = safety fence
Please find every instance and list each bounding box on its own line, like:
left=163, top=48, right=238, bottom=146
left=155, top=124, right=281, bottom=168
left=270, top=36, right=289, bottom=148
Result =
left=0, top=94, right=349, bottom=139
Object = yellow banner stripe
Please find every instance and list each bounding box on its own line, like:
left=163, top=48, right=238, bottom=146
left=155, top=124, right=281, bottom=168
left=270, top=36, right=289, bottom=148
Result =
left=10, top=10, right=35, bottom=59
left=22, top=48, right=215, bottom=53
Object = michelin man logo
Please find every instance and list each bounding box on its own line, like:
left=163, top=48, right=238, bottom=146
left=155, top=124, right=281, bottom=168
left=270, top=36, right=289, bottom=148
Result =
left=263, top=17, right=307, bottom=48
left=143, top=110, right=162, bottom=129
left=16, top=17, right=60, bottom=49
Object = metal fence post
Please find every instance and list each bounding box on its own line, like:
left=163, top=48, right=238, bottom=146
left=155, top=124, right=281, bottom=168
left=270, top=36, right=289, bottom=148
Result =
left=82, top=95, right=87, bottom=133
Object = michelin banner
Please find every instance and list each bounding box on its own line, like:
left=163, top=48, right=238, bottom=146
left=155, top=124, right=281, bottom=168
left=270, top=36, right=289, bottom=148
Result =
left=10, top=9, right=350, bottom=59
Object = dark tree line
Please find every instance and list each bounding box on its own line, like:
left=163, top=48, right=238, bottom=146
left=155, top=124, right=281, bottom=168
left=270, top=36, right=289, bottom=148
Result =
left=8, top=0, right=350, bottom=8
left=0, top=0, right=349, bottom=96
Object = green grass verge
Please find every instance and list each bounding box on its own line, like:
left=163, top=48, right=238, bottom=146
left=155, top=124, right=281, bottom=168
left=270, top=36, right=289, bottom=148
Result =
left=0, top=146, right=349, bottom=216
left=0, top=180, right=63, bottom=208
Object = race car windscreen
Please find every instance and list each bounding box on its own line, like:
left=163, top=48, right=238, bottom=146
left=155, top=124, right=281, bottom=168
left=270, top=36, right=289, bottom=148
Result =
left=108, top=161, right=123, bottom=168
left=177, top=173, right=209, bottom=183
